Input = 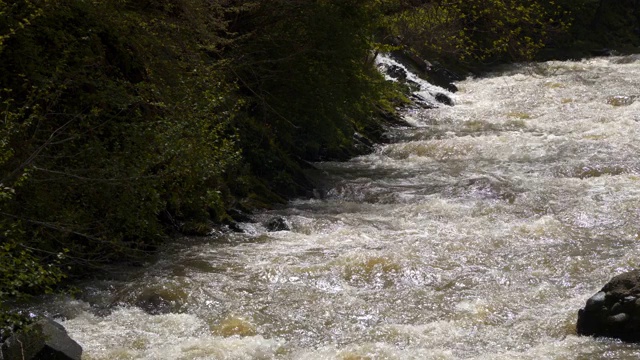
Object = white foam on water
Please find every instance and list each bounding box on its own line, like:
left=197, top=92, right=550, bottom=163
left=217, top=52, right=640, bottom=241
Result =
left=63, top=308, right=284, bottom=360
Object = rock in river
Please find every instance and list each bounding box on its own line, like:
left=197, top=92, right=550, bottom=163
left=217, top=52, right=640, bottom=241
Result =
left=266, top=216, right=290, bottom=232
left=1, top=318, right=82, bottom=360
left=577, top=269, right=640, bottom=342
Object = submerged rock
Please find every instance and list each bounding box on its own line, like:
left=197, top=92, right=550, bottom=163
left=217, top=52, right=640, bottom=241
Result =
left=577, top=270, right=640, bottom=342
left=1, top=318, right=82, bottom=360
left=135, top=293, right=175, bottom=315
left=113, top=285, right=188, bottom=315
left=449, top=175, right=517, bottom=204
left=210, top=315, right=257, bottom=337
left=606, top=95, right=636, bottom=107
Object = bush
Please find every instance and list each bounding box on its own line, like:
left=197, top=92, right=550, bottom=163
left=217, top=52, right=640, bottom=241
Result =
left=0, top=0, right=240, bottom=293
left=0, top=0, right=399, bottom=306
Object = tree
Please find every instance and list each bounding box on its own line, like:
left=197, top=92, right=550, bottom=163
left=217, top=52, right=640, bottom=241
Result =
left=0, top=0, right=241, bottom=297
left=384, top=0, right=569, bottom=65
left=229, top=0, right=392, bottom=160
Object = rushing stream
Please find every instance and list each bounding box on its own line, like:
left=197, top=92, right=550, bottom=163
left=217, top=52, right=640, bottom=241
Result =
left=43, top=56, right=640, bottom=359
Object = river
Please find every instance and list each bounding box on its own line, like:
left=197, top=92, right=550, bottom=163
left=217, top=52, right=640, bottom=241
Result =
left=47, top=56, right=640, bottom=359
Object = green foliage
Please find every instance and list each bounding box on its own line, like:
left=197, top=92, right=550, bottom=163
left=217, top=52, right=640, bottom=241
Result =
left=0, top=309, right=35, bottom=342
left=0, top=0, right=241, bottom=296
left=0, top=227, right=64, bottom=341
left=0, top=0, right=49, bottom=52
left=0, top=2, right=404, bottom=320
left=230, top=0, right=394, bottom=161
left=384, top=0, right=570, bottom=65
left=0, top=238, right=65, bottom=299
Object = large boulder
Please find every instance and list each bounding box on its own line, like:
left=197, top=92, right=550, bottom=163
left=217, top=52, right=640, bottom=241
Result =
left=1, top=318, right=82, bottom=360
left=435, top=93, right=454, bottom=106
left=577, top=270, right=640, bottom=342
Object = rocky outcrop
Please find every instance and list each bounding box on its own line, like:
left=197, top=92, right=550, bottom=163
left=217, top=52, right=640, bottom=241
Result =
left=577, top=270, right=640, bottom=342
left=0, top=318, right=82, bottom=360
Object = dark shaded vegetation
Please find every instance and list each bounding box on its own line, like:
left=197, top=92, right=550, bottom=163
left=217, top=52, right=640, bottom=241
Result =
left=0, top=0, right=404, bottom=333
left=1, top=0, right=639, bottom=335
left=386, top=0, right=640, bottom=74
left=535, top=0, right=640, bottom=60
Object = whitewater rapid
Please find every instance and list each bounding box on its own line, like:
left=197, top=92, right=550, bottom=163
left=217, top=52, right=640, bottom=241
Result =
left=44, top=55, right=640, bottom=359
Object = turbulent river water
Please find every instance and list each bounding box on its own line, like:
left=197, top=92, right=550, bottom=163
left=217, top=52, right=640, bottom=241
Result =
left=43, top=56, right=640, bottom=359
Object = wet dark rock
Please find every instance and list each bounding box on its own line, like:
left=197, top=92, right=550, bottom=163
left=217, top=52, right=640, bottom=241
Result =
left=590, top=48, right=616, bottom=57
left=585, top=291, right=606, bottom=311
left=228, top=208, right=253, bottom=223
left=134, top=293, right=175, bottom=315
left=405, top=79, right=421, bottom=93
left=353, top=131, right=375, bottom=154
left=266, top=216, right=290, bottom=232
left=409, top=94, right=436, bottom=109
left=223, top=219, right=244, bottom=233
left=377, top=109, right=412, bottom=129
left=91, top=306, right=114, bottom=317
left=613, top=54, right=640, bottom=64
left=394, top=50, right=461, bottom=92
left=608, top=313, right=629, bottom=324
left=121, top=286, right=188, bottom=315
left=426, top=62, right=462, bottom=93
left=401, top=49, right=432, bottom=73
left=435, top=93, right=454, bottom=106
left=1, top=318, right=82, bottom=360
left=386, top=51, right=460, bottom=93
left=385, top=64, right=408, bottom=81
left=577, top=269, right=640, bottom=342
